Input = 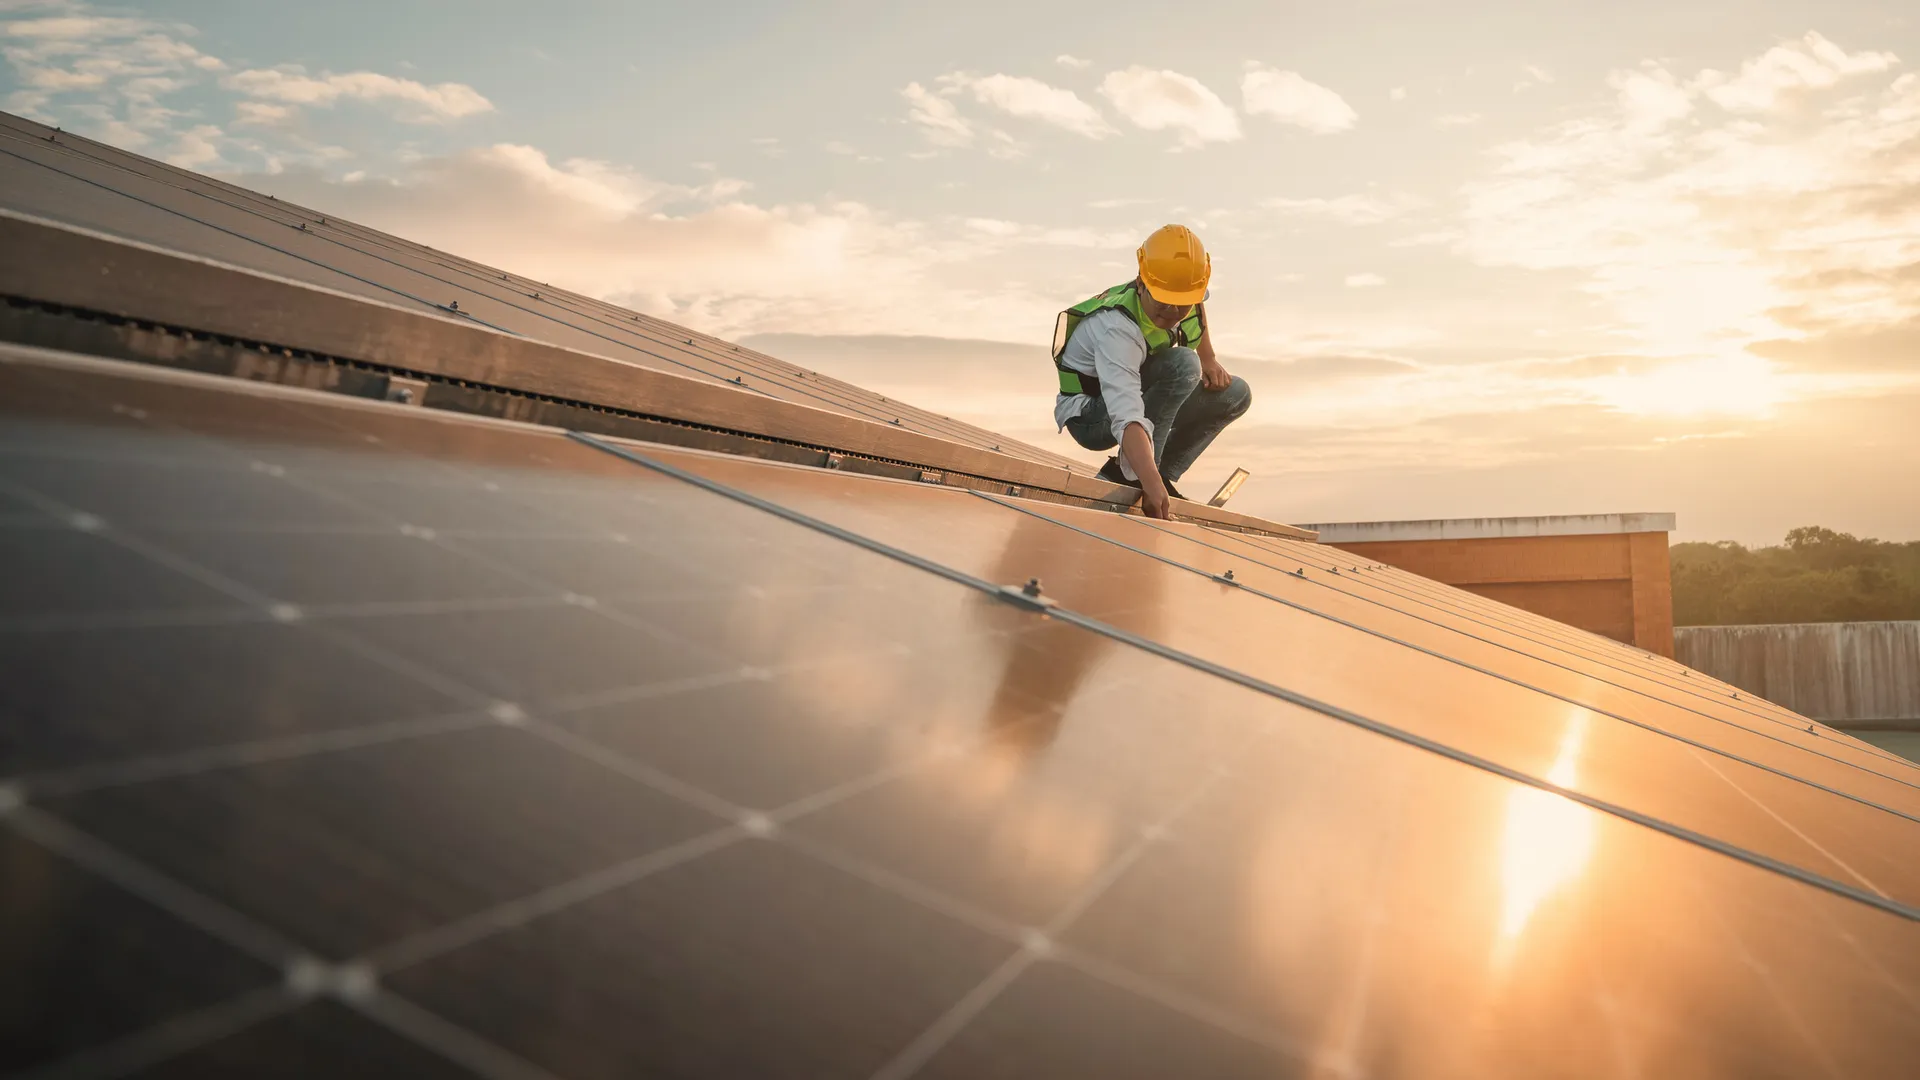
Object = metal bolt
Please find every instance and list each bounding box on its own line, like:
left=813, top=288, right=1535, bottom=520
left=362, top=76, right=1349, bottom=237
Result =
left=732, top=375, right=744, bottom=384
left=448, top=300, right=459, bottom=311
left=686, top=338, right=695, bottom=345
left=1732, top=692, right=1740, bottom=700
left=1296, top=567, right=1305, bottom=576
left=1223, top=570, right=1235, bottom=582
left=891, top=418, right=902, bottom=425
left=1022, top=578, right=1043, bottom=597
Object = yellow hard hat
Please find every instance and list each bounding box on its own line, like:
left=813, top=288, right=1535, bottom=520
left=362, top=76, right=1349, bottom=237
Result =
left=1136, top=224, right=1211, bottom=306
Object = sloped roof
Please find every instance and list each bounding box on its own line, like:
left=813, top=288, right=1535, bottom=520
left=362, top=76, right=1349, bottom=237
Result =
left=3, top=109, right=1919, bottom=1078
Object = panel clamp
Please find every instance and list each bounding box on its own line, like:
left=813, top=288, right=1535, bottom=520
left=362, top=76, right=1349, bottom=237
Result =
left=996, top=577, right=1058, bottom=612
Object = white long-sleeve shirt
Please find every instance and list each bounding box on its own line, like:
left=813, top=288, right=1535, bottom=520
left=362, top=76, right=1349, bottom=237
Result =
left=1052, top=309, right=1152, bottom=477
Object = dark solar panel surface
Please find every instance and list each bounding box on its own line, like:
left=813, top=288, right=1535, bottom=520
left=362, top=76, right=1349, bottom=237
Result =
left=4, top=348, right=1920, bottom=1079
left=0, top=109, right=1090, bottom=476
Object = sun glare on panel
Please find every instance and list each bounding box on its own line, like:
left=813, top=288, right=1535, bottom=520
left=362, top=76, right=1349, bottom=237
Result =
left=1586, top=353, right=1786, bottom=417
left=1495, top=716, right=1595, bottom=955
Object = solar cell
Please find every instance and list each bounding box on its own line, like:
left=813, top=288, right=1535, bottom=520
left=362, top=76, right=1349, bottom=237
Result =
left=4, top=347, right=1918, bottom=1079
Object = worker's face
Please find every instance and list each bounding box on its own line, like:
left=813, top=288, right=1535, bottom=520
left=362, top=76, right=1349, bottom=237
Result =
left=1137, top=285, right=1192, bottom=330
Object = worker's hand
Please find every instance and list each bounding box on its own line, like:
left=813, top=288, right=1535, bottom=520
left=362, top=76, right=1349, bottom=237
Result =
left=1199, top=355, right=1232, bottom=391
left=1140, top=478, right=1172, bottom=520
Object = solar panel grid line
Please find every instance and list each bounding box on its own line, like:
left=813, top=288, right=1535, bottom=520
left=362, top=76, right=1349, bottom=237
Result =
left=1135, top=517, right=1920, bottom=802
left=8, top=639, right=924, bottom=808
left=0, top=111, right=1101, bottom=476
left=0, top=143, right=518, bottom=336
left=567, top=431, right=1920, bottom=924
left=1273, top=548, right=1876, bottom=747
left=0, top=604, right=269, bottom=634
left=2, top=805, right=303, bottom=968
left=14, top=710, right=497, bottom=802
left=1196, top=523, right=1920, bottom=776
left=8, top=985, right=301, bottom=1080
left=1290, top=545, right=1715, bottom=693
left=1685, top=746, right=1890, bottom=900
left=0, top=127, right=1057, bottom=460
left=1681, top=869, right=1853, bottom=1075
left=6, top=570, right=1067, bottom=1074
left=13, top=391, right=786, bottom=710
left=1222, top=525, right=1701, bottom=678
left=1213, top=525, right=1675, bottom=666
left=359, top=823, right=753, bottom=976
left=991, top=492, right=1920, bottom=826
left=1307, top=558, right=1920, bottom=772
left=868, top=740, right=1255, bottom=1080
left=341, top=992, right=564, bottom=1080
left=347, top=684, right=1120, bottom=974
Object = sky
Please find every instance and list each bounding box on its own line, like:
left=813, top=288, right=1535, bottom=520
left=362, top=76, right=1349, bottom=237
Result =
left=4, top=0, right=1919, bottom=543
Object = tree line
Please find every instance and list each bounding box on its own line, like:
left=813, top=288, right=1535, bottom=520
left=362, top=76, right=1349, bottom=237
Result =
left=1672, top=527, right=1920, bottom=626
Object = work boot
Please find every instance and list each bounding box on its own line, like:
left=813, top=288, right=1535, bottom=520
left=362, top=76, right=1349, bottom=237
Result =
left=1095, top=456, right=1140, bottom=489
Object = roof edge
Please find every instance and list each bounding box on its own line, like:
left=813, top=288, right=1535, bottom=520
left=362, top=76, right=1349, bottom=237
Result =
left=0, top=208, right=1313, bottom=540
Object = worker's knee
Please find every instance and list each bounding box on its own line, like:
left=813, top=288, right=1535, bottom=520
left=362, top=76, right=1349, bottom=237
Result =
left=1152, top=347, right=1202, bottom=390
left=1224, top=375, right=1251, bottom=417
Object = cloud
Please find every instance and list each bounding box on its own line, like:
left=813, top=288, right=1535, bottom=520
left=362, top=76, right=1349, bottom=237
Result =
left=1055, top=54, right=1090, bottom=70
left=944, top=72, right=1114, bottom=138
left=1, top=4, right=231, bottom=158
left=1240, top=66, right=1357, bottom=133
left=1695, top=31, right=1897, bottom=113
left=1436, top=112, right=1483, bottom=127
left=1265, top=193, right=1418, bottom=225
left=1345, top=273, right=1386, bottom=287
left=1098, top=66, right=1241, bottom=147
left=1456, top=34, right=1920, bottom=371
left=222, top=67, right=491, bottom=122
left=1390, top=86, right=1407, bottom=101
left=1750, top=318, right=1920, bottom=374
left=232, top=100, right=290, bottom=127
left=240, top=142, right=1153, bottom=344
left=901, top=80, right=973, bottom=147
left=1514, top=64, right=1554, bottom=93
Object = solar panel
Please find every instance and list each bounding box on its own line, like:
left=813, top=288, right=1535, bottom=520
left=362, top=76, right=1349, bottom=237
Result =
left=0, top=112, right=1089, bottom=474
left=4, top=347, right=1919, bottom=1078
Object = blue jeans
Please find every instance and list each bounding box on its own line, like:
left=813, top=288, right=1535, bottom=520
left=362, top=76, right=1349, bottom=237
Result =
left=1063, top=347, right=1251, bottom=482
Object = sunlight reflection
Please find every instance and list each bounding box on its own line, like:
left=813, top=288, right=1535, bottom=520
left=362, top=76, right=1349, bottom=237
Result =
left=1496, top=715, right=1595, bottom=952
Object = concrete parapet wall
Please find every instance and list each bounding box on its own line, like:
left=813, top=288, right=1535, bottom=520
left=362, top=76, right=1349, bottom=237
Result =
left=1303, top=513, right=1677, bottom=544
left=1674, top=621, right=1920, bottom=728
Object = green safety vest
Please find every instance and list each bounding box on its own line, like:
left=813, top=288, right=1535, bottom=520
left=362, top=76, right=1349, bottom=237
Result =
left=1050, top=282, right=1206, bottom=396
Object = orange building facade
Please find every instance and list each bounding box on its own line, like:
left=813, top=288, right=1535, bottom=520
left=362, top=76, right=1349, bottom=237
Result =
left=1301, top=514, right=1677, bottom=657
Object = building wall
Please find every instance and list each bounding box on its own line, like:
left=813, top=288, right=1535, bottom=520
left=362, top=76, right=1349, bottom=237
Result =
left=1325, top=531, right=1676, bottom=656
left=1674, top=621, right=1920, bottom=728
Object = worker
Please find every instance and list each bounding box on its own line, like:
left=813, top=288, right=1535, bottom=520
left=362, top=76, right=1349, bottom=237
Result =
left=1051, top=224, right=1251, bottom=520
